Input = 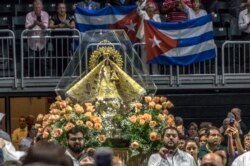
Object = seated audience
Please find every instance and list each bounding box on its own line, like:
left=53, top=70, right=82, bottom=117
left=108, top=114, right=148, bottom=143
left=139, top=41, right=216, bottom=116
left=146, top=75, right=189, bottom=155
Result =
left=180, top=0, right=207, bottom=19
left=201, top=153, right=224, bottom=166
left=12, top=116, right=28, bottom=150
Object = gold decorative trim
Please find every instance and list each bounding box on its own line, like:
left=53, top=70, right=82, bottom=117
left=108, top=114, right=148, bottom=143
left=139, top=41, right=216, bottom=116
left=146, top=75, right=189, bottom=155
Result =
left=89, top=46, right=123, bottom=70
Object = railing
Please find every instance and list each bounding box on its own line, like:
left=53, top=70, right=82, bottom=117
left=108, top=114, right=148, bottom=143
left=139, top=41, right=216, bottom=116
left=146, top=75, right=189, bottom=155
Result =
left=1, top=29, right=250, bottom=91
left=20, top=28, right=81, bottom=88
left=0, top=29, right=17, bottom=88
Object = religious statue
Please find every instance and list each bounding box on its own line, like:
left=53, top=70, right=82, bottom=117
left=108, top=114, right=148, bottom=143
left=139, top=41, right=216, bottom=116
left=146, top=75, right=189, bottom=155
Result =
left=65, top=45, right=146, bottom=137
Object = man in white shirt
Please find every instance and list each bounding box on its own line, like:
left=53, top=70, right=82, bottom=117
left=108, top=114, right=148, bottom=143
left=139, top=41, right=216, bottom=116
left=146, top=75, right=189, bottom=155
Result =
left=239, top=1, right=250, bottom=38
left=148, top=127, right=196, bottom=166
left=231, top=151, right=250, bottom=166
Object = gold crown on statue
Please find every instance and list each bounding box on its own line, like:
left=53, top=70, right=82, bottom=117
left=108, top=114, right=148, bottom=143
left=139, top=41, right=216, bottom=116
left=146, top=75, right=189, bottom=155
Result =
left=89, top=40, right=123, bottom=70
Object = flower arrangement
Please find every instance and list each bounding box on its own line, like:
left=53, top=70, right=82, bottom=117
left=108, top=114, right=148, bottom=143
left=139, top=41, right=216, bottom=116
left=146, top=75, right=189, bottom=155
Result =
left=121, top=96, right=174, bottom=156
left=35, top=96, right=106, bottom=148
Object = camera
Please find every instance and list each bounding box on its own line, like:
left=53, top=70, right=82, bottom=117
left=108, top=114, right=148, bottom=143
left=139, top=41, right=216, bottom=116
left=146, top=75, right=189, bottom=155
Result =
left=229, top=118, right=235, bottom=126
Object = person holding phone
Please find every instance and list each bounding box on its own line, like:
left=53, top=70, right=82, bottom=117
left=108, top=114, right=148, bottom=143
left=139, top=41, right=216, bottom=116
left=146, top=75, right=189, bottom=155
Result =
left=25, top=0, right=49, bottom=77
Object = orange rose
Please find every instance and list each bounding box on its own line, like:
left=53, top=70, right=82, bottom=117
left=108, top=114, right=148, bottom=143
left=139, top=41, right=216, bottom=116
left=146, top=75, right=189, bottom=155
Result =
left=64, top=114, right=73, bottom=121
left=157, top=114, right=165, bottom=121
left=139, top=119, right=145, bottom=126
left=50, top=109, right=60, bottom=114
left=160, top=96, right=167, bottom=103
left=163, top=109, right=169, bottom=115
left=149, top=101, right=156, bottom=109
left=149, top=132, right=158, bottom=141
left=153, top=96, right=160, bottom=103
left=36, top=114, right=44, bottom=122
left=55, top=95, right=62, bottom=101
left=144, top=96, right=152, bottom=103
left=42, top=131, right=49, bottom=139
left=166, top=101, right=174, bottom=109
left=92, top=117, right=102, bottom=123
left=137, top=115, right=144, bottom=122
left=94, top=123, right=102, bottom=130
left=59, top=101, right=67, bottom=108
left=134, top=102, right=143, bottom=110
left=161, top=102, right=168, bottom=109
left=86, top=121, right=93, bottom=129
left=64, top=122, right=75, bottom=131
left=74, top=104, right=84, bottom=114
left=155, top=104, right=162, bottom=110
left=98, top=135, right=107, bottom=143
left=149, top=121, right=157, bottom=128
left=129, top=115, right=137, bottom=123
left=86, top=105, right=95, bottom=112
left=130, top=141, right=139, bottom=149
left=76, top=120, right=83, bottom=126
left=52, top=128, right=63, bottom=138
left=143, top=113, right=152, bottom=122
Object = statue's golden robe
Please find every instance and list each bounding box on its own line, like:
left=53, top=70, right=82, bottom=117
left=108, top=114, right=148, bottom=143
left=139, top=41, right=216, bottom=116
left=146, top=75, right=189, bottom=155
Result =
left=66, top=59, right=146, bottom=104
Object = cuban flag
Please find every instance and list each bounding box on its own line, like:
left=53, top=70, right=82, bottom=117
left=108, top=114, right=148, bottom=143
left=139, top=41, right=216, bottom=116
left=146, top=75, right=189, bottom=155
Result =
left=145, top=15, right=216, bottom=65
left=75, top=5, right=141, bottom=42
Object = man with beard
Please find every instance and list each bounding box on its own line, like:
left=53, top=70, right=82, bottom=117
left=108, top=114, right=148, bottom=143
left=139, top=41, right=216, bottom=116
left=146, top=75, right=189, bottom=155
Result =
left=198, top=126, right=224, bottom=159
left=148, top=127, right=196, bottom=166
left=65, top=127, right=91, bottom=166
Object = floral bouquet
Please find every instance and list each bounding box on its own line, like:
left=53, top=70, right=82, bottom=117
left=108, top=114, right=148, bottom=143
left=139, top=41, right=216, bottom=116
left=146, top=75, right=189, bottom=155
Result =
left=121, top=96, right=175, bottom=156
left=35, top=96, right=106, bottom=148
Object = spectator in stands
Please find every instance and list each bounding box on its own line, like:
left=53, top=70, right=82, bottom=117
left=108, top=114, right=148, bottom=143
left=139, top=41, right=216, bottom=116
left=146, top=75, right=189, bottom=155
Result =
left=12, top=116, right=28, bottom=150
left=19, top=125, right=37, bottom=151
left=231, top=107, right=248, bottom=134
left=200, top=153, right=224, bottom=166
left=49, top=2, right=75, bottom=76
left=178, top=139, right=186, bottom=151
left=77, top=0, right=101, bottom=10
left=199, top=133, right=207, bottom=147
left=137, top=0, right=159, bottom=13
left=187, top=122, right=199, bottom=141
left=65, top=127, right=93, bottom=166
left=25, top=115, right=35, bottom=131
left=21, top=140, right=73, bottom=166
left=162, top=0, right=192, bottom=22
left=25, top=0, right=49, bottom=77
left=184, top=139, right=200, bottom=165
left=0, top=113, right=11, bottom=142
left=0, top=138, right=26, bottom=162
left=149, top=127, right=196, bottom=166
left=239, top=1, right=250, bottom=39
left=243, top=132, right=250, bottom=151
left=137, top=2, right=161, bottom=75
left=231, top=150, right=250, bottom=166
left=180, top=0, right=207, bottom=19
left=213, top=147, right=228, bottom=166
left=198, top=126, right=224, bottom=159
left=105, top=0, right=135, bottom=6
left=175, top=116, right=186, bottom=139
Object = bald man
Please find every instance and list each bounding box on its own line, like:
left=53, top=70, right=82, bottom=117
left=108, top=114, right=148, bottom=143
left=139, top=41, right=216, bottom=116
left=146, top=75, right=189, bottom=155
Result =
left=201, top=153, right=224, bottom=166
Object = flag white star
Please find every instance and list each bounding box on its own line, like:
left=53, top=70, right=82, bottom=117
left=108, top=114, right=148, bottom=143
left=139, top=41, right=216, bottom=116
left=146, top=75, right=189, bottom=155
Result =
left=149, top=35, right=161, bottom=48
left=125, top=20, right=136, bottom=32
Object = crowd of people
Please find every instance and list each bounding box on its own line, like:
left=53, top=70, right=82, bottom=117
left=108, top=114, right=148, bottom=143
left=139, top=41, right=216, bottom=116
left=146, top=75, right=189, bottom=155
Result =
left=0, top=107, right=248, bottom=165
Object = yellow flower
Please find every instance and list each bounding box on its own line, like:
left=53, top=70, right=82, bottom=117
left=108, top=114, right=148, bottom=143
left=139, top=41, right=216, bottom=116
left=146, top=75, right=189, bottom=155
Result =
left=85, top=103, right=93, bottom=107
left=134, top=102, right=143, bottom=110
left=76, top=120, right=83, bottom=126
left=166, top=101, right=174, bottom=109
left=149, top=121, right=157, bottom=128
left=92, top=117, right=102, bottom=123
left=139, top=119, right=145, bottom=125
left=149, top=132, right=158, bottom=141
left=130, top=141, right=139, bottom=149
left=50, top=109, right=60, bottom=114
left=157, top=114, right=165, bottom=121
left=155, top=104, right=162, bottom=110
left=153, top=96, right=160, bottom=103
left=149, top=101, right=156, bottom=109
left=64, top=122, right=75, bottom=131
left=84, top=112, right=92, bottom=118
left=137, top=115, right=144, bottom=122
left=144, top=96, right=152, bottom=103
left=64, top=114, right=73, bottom=121
left=52, top=128, right=63, bottom=138
left=98, top=135, right=107, bottom=143
left=94, top=123, right=102, bottom=130
left=66, top=105, right=73, bottom=113
left=59, top=101, right=67, bottom=108
left=86, top=121, right=93, bottom=129
left=129, top=115, right=137, bottom=123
